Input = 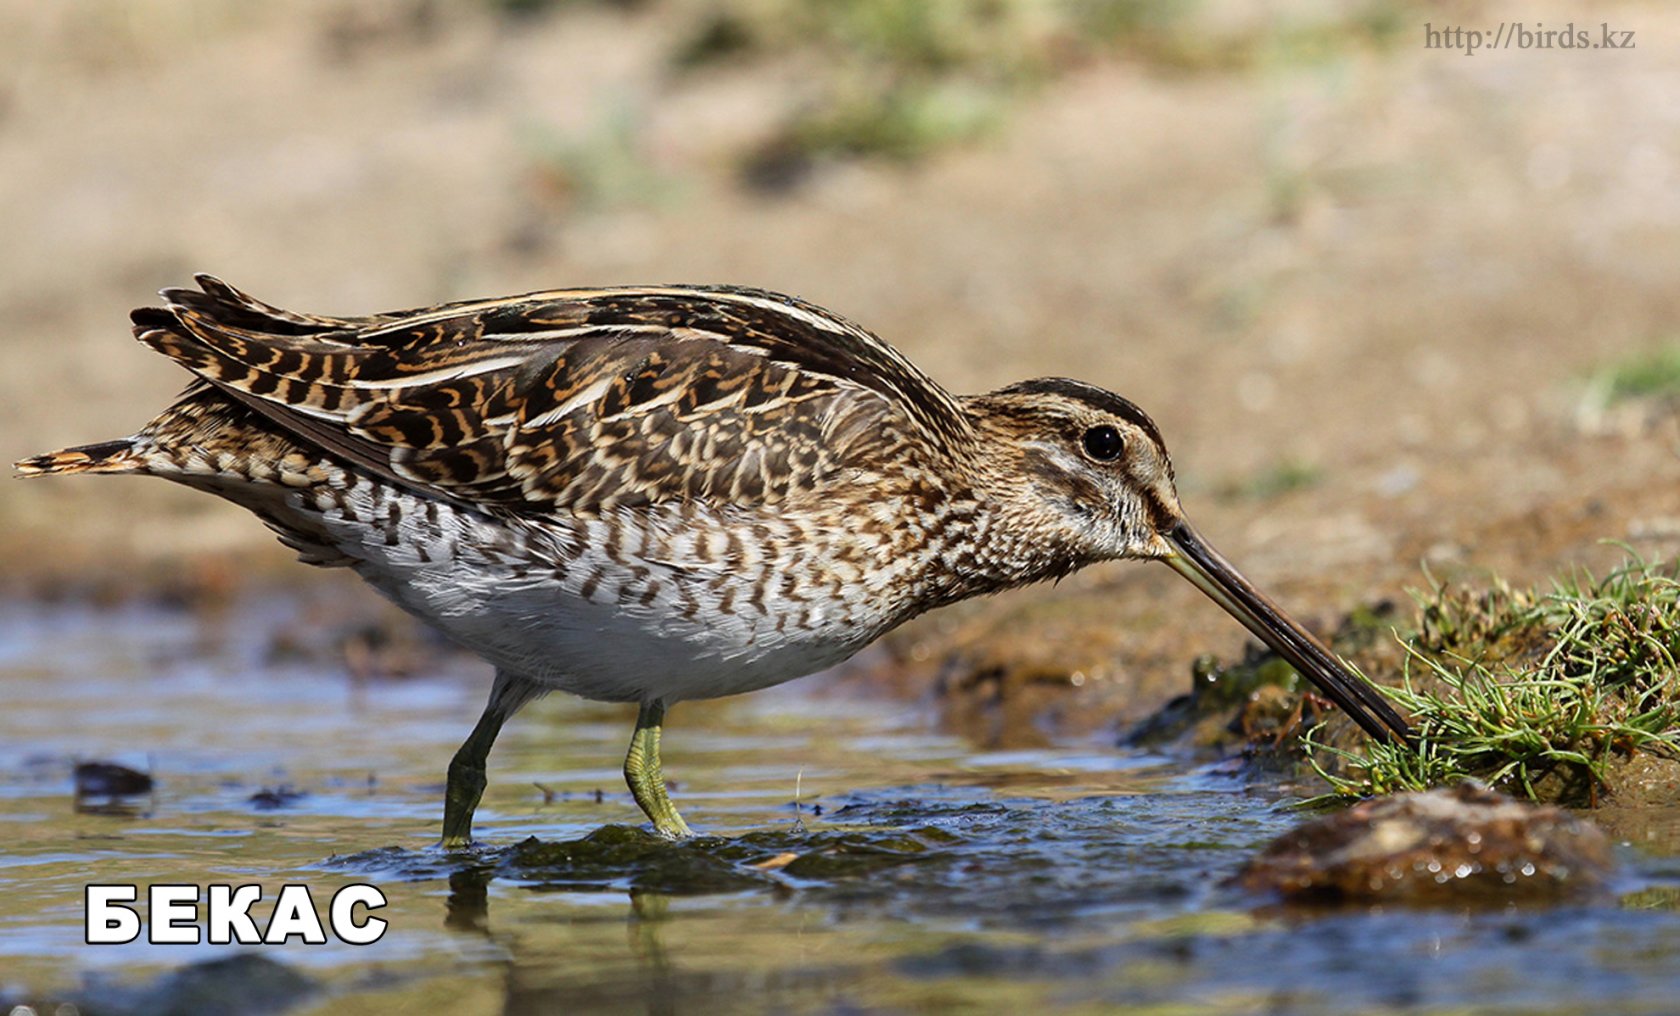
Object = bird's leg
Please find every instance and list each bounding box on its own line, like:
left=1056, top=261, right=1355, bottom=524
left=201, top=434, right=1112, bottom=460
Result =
left=624, top=699, right=693, bottom=839
left=441, top=708, right=504, bottom=848
left=442, top=670, right=539, bottom=849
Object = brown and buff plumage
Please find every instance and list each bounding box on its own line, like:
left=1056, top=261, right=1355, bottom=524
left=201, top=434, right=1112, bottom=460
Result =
left=18, top=276, right=1408, bottom=844
left=133, top=276, right=963, bottom=511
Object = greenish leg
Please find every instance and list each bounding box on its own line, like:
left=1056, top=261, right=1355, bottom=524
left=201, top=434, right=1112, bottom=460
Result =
left=442, top=671, right=536, bottom=849
left=441, top=706, right=505, bottom=848
left=624, top=699, right=693, bottom=839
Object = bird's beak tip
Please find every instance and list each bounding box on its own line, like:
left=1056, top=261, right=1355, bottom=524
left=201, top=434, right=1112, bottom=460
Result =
left=1157, top=520, right=1413, bottom=745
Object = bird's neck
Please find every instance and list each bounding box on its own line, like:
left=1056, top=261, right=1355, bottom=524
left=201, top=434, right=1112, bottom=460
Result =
left=904, top=474, right=1087, bottom=612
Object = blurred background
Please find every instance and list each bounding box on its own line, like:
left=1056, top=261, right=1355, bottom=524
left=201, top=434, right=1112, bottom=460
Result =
left=1, top=0, right=1677, bottom=679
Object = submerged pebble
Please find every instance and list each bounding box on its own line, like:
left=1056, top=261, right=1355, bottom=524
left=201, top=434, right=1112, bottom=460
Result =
left=248, top=785, right=308, bottom=810
left=73, top=760, right=154, bottom=798
left=1236, top=783, right=1614, bottom=903
left=74, top=954, right=318, bottom=1016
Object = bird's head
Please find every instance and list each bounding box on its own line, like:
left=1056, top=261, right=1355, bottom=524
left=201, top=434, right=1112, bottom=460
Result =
left=966, top=377, right=1411, bottom=746
left=966, top=377, right=1184, bottom=564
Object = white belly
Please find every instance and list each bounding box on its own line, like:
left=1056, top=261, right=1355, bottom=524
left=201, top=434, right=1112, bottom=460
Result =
left=299, top=484, right=905, bottom=704
left=382, top=563, right=870, bottom=702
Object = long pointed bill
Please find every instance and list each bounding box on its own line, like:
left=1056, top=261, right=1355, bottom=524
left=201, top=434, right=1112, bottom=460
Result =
left=1163, top=521, right=1412, bottom=745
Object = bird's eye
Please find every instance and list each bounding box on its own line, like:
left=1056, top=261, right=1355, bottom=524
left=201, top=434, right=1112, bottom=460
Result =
left=1081, top=425, right=1124, bottom=462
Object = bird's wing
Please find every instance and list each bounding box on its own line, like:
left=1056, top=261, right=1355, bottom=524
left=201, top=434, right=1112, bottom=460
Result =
left=132, top=276, right=971, bottom=513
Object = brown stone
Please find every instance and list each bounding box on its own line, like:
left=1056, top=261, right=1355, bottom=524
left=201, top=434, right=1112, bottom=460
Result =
left=1236, top=784, right=1615, bottom=904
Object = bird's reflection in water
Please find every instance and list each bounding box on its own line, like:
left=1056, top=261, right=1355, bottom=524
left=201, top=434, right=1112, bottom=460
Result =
left=440, top=862, right=686, bottom=1016
left=444, top=863, right=495, bottom=935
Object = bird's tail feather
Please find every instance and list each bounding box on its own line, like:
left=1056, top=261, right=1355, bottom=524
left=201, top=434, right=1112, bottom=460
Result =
left=14, top=438, right=142, bottom=477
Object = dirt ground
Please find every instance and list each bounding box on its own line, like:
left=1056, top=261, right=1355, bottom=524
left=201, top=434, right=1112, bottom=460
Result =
left=3, top=0, right=1678, bottom=732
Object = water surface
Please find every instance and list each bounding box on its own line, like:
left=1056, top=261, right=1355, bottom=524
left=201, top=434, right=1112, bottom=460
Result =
left=4, top=597, right=1680, bottom=1014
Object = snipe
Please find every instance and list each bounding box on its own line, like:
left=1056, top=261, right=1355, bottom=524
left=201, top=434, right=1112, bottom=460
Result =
left=18, top=277, right=1410, bottom=844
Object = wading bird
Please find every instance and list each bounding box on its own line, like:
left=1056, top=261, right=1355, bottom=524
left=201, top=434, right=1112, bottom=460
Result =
left=18, top=278, right=1410, bottom=845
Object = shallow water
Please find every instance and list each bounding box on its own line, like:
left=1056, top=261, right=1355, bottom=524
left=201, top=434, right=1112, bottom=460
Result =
left=5, top=598, right=1680, bottom=1014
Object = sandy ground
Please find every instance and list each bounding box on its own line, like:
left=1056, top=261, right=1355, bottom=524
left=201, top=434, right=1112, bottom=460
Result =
left=3, top=0, right=1678, bottom=728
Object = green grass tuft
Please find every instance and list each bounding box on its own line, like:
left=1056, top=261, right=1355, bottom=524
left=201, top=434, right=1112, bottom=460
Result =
left=1216, top=456, right=1324, bottom=502
left=1306, top=554, right=1680, bottom=805
left=1593, top=345, right=1680, bottom=404
left=670, top=0, right=1407, bottom=181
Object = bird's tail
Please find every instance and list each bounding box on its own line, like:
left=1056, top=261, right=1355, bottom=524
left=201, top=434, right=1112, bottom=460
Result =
left=14, top=438, right=143, bottom=477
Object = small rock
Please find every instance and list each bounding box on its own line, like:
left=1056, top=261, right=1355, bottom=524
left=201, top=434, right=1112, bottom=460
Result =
left=249, top=785, right=307, bottom=811
left=74, top=760, right=154, bottom=797
left=78, top=953, right=319, bottom=1016
left=1236, top=784, right=1614, bottom=903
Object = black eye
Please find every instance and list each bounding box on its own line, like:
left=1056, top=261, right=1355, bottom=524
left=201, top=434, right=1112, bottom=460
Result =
left=1081, top=425, right=1124, bottom=462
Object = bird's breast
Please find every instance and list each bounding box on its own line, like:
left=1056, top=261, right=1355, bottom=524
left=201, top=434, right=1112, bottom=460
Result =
left=294, top=478, right=960, bottom=702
